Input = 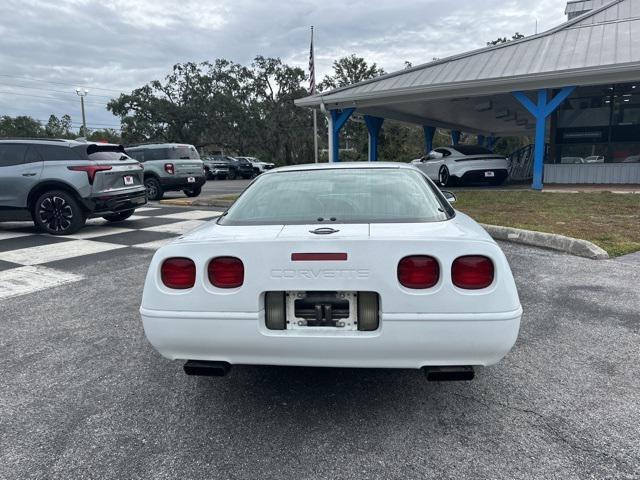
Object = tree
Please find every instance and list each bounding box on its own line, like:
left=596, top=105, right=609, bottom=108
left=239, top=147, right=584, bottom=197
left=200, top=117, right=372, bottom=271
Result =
left=87, top=129, right=122, bottom=144
left=107, top=58, right=314, bottom=164
left=0, top=115, right=44, bottom=137
left=487, top=32, right=525, bottom=46
left=319, top=54, right=385, bottom=91
left=45, top=114, right=73, bottom=138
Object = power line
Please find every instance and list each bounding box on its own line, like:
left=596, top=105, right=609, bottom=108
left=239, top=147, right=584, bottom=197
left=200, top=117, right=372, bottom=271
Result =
left=0, top=74, right=130, bottom=93
left=0, top=90, right=109, bottom=107
left=0, top=82, right=115, bottom=99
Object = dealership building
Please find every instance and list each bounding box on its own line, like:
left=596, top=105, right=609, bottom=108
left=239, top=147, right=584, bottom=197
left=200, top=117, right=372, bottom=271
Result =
left=297, top=0, right=640, bottom=188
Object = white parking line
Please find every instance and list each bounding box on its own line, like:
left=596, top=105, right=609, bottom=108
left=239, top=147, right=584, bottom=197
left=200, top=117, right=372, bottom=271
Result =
left=134, top=207, right=161, bottom=213
left=133, top=238, right=176, bottom=250
left=1, top=240, right=127, bottom=266
left=142, top=220, right=207, bottom=235
left=0, top=266, right=84, bottom=300
left=0, top=231, right=33, bottom=241
left=49, top=226, right=135, bottom=240
left=158, top=210, right=222, bottom=220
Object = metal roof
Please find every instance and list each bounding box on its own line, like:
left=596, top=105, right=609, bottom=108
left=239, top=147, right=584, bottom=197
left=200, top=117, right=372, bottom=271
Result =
left=565, top=0, right=611, bottom=14
left=296, top=0, right=639, bottom=127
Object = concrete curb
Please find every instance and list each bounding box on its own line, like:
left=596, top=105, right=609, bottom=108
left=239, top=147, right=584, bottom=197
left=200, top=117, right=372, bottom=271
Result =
left=481, top=224, right=609, bottom=260
left=160, top=197, right=235, bottom=208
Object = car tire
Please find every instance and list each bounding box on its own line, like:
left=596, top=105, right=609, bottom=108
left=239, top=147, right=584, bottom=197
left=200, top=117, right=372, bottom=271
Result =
left=145, top=177, right=163, bottom=201
left=184, top=186, right=202, bottom=198
left=227, top=170, right=237, bottom=180
left=102, top=210, right=135, bottom=222
left=438, top=166, right=457, bottom=187
left=32, top=190, right=86, bottom=235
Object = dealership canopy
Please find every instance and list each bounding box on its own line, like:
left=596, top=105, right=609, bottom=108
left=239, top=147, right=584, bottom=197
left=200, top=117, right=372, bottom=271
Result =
left=295, top=0, right=640, bottom=189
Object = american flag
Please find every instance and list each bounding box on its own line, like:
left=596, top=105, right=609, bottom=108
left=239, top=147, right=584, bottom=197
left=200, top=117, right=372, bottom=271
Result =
left=308, top=26, right=316, bottom=95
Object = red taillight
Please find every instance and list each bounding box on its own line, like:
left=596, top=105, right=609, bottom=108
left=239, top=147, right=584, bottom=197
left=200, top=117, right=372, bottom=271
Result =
left=452, top=256, right=494, bottom=289
left=397, top=256, right=439, bottom=289
left=67, top=165, right=112, bottom=185
left=161, top=257, right=195, bottom=289
left=208, top=257, right=244, bottom=288
left=164, top=163, right=175, bottom=174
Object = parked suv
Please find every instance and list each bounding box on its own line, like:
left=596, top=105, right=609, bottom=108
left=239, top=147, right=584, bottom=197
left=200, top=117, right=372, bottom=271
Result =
left=202, top=155, right=235, bottom=180
left=126, top=143, right=205, bottom=200
left=0, top=139, right=146, bottom=235
left=235, top=156, right=275, bottom=174
left=232, top=157, right=258, bottom=179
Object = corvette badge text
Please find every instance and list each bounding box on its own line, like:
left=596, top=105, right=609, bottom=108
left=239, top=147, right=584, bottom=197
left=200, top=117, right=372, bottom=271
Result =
left=270, top=269, right=370, bottom=280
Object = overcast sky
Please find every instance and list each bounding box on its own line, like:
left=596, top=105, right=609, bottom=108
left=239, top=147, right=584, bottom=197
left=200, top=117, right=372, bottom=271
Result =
left=0, top=0, right=568, bottom=131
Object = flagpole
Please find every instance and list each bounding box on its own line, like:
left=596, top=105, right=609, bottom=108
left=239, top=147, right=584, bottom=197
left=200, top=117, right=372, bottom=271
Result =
left=310, top=26, right=319, bottom=163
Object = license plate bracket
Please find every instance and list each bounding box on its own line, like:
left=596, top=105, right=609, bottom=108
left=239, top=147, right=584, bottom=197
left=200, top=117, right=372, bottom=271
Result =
left=187, top=176, right=196, bottom=183
left=123, top=175, right=134, bottom=185
left=484, top=171, right=495, bottom=178
left=286, top=291, right=357, bottom=330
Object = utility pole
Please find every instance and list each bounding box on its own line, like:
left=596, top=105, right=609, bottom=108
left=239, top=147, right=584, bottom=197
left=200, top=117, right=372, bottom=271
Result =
left=75, top=88, right=88, bottom=136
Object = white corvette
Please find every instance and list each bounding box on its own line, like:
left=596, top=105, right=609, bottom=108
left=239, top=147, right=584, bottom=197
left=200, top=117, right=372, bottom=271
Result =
left=412, top=145, right=510, bottom=187
left=140, top=163, right=522, bottom=381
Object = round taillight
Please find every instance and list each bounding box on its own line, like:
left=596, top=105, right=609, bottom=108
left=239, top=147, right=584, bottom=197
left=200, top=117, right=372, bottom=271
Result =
left=161, top=257, right=195, bottom=289
left=397, top=255, right=439, bottom=289
left=208, top=257, right=244, bottom=288
left=452, top=255, right=494, bottom=289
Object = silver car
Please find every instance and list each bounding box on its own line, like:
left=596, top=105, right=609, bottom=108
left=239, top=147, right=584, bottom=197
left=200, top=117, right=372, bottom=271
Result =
left=0, top=138, right=146, bottom=235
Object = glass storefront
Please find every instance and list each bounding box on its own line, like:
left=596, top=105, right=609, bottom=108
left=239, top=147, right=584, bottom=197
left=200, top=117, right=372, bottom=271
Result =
left=550, top=83, right=640, bottom=164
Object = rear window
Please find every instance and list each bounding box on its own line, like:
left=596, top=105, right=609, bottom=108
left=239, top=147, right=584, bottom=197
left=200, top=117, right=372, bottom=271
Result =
left=453, top=145, right=494, bottom=155
left=220, top=168, right=453, bottom=225
left=85, top=144, right=130, bottom=161
left=125, top=145, right=200, bottom=161
left=167, top=145, right=200, bottom=160
left=0, top=144, right=27, bottom=166
left=38, top=145, right=82, bottom=161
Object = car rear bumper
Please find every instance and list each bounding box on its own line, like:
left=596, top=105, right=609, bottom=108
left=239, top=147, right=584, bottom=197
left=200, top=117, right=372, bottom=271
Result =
left=458, top=169, right=509, bottom=184
left=140, top=307, right=521, bottom=369
left=159, top=175, right=206, bottom=190
left=86, top=188, right=147, bottom=214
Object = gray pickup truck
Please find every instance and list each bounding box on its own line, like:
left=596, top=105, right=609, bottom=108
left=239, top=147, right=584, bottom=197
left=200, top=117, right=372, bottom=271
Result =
left=126, top=143, right=206, bottom=200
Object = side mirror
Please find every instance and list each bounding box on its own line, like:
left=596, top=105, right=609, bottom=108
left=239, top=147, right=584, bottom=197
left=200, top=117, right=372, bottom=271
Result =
left=442, top=190, right=456, bottom=204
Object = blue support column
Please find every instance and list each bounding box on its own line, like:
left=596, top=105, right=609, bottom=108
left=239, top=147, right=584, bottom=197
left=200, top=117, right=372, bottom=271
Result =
left=423, top=126, right=435, bottom=154
left=477, top=135, right=486, bottom=147
left=329, top=108, right=355, bottom=162
left=364, top=115, right=384, bottom=162
left=513, top=86, right=575, bottom=190
left=451, top=130, right=461, bottom=145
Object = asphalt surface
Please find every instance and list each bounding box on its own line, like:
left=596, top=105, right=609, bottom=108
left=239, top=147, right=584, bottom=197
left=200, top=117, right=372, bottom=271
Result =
left=161, top=178, right=252, bottom=200
left=1, top=223, right=639, bottom=479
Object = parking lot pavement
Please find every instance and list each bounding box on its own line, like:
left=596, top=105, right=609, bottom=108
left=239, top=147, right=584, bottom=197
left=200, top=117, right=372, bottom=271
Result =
left=1, top=230, right=639, bottom=479
left=0, top=205, right=223, bottom=300
left=161, top=178, right=252, bottom=200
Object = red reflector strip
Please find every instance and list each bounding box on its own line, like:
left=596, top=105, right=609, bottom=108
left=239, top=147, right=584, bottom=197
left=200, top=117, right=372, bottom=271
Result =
left=291, top=253, right=348, bottom=261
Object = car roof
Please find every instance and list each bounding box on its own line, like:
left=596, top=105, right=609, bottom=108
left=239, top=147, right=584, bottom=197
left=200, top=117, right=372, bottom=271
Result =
left=126, top=143, right=195, bottom=149
left=267, top=162, right=415, bottom=174
left=0, top=138, right=83, bottom=147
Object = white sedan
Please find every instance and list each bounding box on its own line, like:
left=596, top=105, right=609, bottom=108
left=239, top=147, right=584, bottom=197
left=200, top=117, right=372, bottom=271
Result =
left=140, top=163, right=522, bottom=381
left=412, top=145, right=510, bottom=187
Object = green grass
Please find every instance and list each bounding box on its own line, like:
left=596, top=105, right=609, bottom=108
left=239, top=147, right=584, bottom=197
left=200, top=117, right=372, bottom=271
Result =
left=214, top=190, right=639, bottom=257
left=454, top=191, right=640, bottom=257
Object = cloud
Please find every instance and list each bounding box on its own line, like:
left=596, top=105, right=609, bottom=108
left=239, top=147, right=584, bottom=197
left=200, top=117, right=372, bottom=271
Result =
left=0, top=0, right=567, bottom=130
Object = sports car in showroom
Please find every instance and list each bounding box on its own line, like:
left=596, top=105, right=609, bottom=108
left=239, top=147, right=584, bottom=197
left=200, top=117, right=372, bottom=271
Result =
left=412, top=145, right=510, bottom=186
left=140, top=163, right=522, bottom=381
